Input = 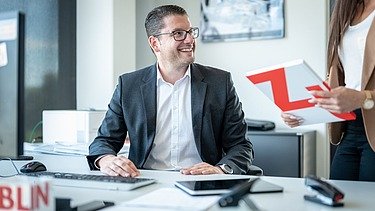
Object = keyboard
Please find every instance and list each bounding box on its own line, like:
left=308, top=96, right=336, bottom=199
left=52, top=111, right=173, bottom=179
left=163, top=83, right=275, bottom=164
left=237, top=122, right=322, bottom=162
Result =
left=22, top=171, right=156, bottom=191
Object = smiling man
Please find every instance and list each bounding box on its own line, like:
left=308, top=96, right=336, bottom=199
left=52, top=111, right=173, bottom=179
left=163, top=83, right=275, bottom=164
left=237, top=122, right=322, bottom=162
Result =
left=87, top=5, right=254, bottom=177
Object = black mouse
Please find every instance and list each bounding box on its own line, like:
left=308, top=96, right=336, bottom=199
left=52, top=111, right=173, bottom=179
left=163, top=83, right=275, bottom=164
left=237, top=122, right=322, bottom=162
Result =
left=20, top=161, right=47, bottom=173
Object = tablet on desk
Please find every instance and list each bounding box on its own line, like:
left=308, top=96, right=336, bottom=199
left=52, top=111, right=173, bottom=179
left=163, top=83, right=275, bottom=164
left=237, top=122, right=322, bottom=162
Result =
left=175, top=178, right=283, bottom=196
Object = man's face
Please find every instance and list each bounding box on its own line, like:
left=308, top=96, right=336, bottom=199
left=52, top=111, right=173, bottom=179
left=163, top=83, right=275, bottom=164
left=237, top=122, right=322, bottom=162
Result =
left=153, top=15, right=196, bottom=69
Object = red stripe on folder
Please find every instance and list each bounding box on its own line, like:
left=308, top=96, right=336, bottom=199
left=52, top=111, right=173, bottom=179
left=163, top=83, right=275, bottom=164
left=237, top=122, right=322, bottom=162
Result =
left=306, top=85, right=356, bottom=120
left=247, top=69, right=355, bottom=121
left=247, top=68, right=313, bottom=111
left=246, top=62, right=356, bottom=123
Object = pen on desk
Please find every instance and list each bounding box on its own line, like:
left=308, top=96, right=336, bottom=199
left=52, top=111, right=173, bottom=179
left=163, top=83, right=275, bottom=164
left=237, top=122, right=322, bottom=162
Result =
left=218, top=178, right=260, bottom=208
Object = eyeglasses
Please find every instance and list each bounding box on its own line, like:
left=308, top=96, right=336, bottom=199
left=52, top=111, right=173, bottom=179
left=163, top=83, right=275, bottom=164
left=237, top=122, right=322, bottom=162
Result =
left=154, top=27, right=199, bottom=41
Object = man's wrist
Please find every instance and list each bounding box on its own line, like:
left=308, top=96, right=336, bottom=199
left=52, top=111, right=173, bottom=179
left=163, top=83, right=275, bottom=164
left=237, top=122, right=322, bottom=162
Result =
left=94, top=154, right=114, bottom=169
left=217, top=164, right=234, bottom=174
left=214, top=166, right=224, bottom=174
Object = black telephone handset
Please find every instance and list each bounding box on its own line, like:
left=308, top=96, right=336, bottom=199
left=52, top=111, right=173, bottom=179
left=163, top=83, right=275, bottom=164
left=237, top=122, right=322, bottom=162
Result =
left=304, top=175, right=345, bottom=207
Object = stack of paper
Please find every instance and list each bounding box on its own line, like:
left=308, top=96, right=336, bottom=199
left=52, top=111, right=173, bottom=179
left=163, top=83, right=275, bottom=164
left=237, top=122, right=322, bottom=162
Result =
left=24, top=142, right=129, bottom=156
left=105, top=188, right=220, bottom=211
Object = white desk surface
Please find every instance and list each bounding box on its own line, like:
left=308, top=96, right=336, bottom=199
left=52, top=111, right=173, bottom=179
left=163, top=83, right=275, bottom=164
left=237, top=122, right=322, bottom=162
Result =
left=2, top=153, right=375, bottom=211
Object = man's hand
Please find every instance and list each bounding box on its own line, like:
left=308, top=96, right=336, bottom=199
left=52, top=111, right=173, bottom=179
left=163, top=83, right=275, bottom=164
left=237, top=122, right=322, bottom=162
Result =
left=180, top=162, right=224, bottom=175
left=97, top=155, right=140, bottom=177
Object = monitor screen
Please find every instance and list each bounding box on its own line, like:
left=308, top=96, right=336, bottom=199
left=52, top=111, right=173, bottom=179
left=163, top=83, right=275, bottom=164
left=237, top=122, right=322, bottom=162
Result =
left=0, top=11, right=27, bottom=159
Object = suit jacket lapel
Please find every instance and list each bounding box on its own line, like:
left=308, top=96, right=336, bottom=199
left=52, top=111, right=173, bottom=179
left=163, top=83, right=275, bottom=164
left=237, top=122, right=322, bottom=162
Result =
left=190, top=64, right=207, bottom=156
left=362, top=18, right=375, bottom=89
left=140, top=64, right=157, bottom=163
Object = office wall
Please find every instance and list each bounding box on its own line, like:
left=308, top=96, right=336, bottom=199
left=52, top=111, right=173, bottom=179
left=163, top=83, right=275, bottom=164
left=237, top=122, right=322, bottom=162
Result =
left=0, top=0, right=76, bottom=142
left=77, top=0, right=330, bottom=177
left=77, top=0, right=135, bottom=110
left=135, top=0, right=330, bottom=177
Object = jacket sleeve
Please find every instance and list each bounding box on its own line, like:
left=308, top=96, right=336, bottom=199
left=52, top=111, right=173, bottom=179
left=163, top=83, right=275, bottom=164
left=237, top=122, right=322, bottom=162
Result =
left=218, top=73, right=254, bottom=174
left=86, top=77, right=128, bottom=170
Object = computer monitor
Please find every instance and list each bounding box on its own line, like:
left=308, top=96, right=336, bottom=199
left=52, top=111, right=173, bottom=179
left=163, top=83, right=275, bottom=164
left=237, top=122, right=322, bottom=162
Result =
left=0, top=11, right=32, bottom=160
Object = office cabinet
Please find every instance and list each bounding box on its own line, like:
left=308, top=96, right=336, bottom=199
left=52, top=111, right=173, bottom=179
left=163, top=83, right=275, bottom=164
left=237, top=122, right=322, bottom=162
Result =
left=247, top=129, right=316, bottom=178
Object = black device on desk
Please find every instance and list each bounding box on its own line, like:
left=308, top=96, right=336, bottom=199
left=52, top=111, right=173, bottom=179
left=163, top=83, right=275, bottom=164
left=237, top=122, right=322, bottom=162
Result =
left=218, top=178, right=259, bottom=207
left=245, top=118, right=275, bottom=131
left=175, top=178, right=283, bottom=196
left=218, top=178, right=265, bottom=210
left=20, top=161, right=47, bottom=173
left=56, top=198, right=115, bottom=211
left=304, top=175, right=344, bottom=207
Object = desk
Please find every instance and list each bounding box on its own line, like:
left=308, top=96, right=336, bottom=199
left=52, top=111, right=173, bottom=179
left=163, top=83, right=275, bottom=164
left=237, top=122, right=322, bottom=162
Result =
left=2, top=153, right=375, bottom=211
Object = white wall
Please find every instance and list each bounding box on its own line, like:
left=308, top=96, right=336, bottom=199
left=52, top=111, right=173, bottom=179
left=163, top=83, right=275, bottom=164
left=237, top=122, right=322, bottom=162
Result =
left=77, top=0, right=330, bottom=177
left=77, top=0, right=136, bottom=110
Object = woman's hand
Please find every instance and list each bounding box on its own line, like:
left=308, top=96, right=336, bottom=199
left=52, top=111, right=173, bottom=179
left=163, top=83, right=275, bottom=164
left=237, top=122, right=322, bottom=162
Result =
left=308, top=86, right=365, bottom=113
left=281, top=113, right=303, bottom=128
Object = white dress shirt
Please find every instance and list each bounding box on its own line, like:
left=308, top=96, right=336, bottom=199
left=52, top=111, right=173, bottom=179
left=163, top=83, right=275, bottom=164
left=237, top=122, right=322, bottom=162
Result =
left=143, top=65, right=202, bottom=170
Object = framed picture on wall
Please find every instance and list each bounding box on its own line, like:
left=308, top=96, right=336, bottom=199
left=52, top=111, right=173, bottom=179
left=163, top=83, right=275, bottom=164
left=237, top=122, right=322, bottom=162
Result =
left=200, top=0, right=285, bottom=43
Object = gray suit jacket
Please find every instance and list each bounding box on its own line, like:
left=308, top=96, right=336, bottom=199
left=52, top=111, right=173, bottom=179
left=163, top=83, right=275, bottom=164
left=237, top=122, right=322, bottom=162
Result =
left=87, top=63, right=254, bottom=174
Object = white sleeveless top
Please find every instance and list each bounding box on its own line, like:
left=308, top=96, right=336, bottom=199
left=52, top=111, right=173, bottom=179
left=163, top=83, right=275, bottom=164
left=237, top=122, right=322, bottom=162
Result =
left=338, top=9, right=375, bottom=90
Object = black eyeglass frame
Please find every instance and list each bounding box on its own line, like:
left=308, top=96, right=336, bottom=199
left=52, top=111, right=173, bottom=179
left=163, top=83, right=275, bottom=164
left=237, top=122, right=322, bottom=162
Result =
left=153, top=27, right=199, bottom=41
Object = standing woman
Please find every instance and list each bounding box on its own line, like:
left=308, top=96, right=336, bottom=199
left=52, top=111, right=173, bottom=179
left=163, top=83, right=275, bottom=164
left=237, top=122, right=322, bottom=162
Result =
left=282, top=0, right=375, bottom=181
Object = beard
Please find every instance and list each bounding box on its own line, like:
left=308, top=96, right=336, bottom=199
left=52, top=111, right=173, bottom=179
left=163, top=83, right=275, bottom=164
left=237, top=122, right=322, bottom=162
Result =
left=160, top=49, right=195, bottom=70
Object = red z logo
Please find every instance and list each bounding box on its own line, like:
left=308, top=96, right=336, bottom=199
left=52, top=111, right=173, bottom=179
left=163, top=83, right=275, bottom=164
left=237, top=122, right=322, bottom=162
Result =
left=247, top=67, right=355, bottom=120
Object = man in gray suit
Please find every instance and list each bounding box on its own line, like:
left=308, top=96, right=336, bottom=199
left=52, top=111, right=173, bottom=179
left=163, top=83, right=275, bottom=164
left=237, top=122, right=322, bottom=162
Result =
left=87, top=5, right=253, bottom=177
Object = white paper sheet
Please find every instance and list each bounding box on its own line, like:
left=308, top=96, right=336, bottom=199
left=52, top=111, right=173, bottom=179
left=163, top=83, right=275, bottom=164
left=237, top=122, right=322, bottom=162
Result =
left=104, top=187, right=220, bottom=211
